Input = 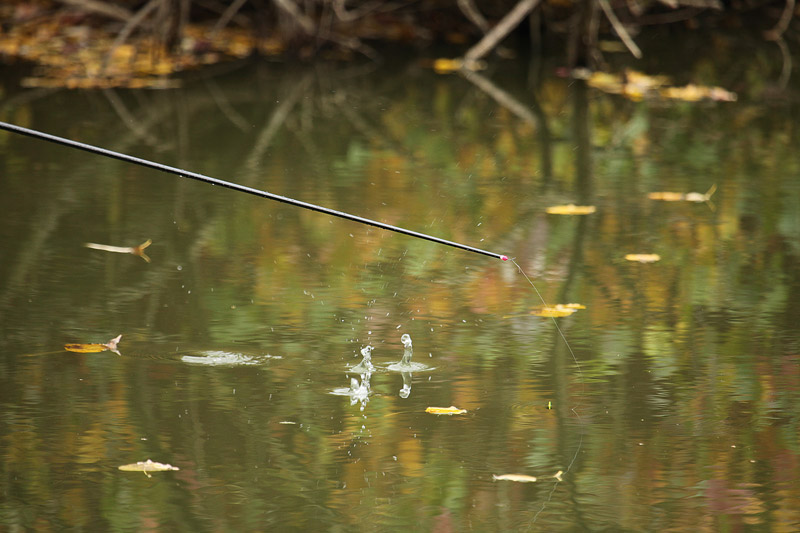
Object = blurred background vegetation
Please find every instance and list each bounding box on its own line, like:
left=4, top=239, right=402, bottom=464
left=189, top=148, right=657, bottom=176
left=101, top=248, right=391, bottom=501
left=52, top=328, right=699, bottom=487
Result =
left=0, top=0, right=797, bottom=88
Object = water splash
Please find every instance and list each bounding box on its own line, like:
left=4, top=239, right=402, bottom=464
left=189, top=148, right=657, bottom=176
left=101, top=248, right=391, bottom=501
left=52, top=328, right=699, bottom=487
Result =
left=386, top=334, right=432, bottom=372
left=333, top=345, right=373, bottom=411
left=400, top=334, right=412, bottom=364
left=399, top=371, right=412, bottom=398
left=348, top=375, right=370, bottom=410
left=350, top=345, right=375, bottom=374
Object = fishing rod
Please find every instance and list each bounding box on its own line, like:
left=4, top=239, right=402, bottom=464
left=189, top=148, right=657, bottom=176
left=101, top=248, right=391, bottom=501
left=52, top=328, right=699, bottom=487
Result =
left=0, top=121, right=508, bottom=262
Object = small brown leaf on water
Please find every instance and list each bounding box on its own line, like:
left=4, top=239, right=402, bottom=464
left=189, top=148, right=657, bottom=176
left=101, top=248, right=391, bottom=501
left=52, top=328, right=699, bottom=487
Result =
left=546, top=204, right=596, bottom=215
left=425, top=406, right=467, bottom=415
left=118, top=459, right=179, bottom=478
left=625, top=254, right=661, bottom=263
left=65, top=334, right=122, bottom=354
left=493, top=473, right=538, bottom=483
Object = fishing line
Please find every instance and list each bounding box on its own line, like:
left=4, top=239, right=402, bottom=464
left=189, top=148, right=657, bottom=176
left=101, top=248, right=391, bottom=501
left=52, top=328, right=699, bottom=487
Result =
left=0, top=121, right=509, bottom=262
left=509, top=258, right=585, bottom=530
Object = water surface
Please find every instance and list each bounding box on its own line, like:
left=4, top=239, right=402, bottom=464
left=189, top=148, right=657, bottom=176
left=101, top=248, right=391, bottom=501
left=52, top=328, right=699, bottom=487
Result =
left=1, top=38, right=799, bottom=531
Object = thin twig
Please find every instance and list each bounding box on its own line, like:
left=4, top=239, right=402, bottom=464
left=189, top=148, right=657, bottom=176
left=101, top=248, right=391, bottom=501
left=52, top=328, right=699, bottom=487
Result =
left=457, top=0, right=490, bottom=33
left=464, top=0, right=541, bottom=62
left=774, top=36, right=792, bottom=88
left=332, top=0, right=384, bottom=22
left=765, top=0, right=795, bottom=40
left=104, top=0, right=160, bottom=73
left=55, top=0, right=132, bottom=21
left=597, top=0, right=642, bottom=58
left=272, top=0, right=316, bottom=34
left=203, top=78, right=250, bottom=131
left=459, top=69, right=537, bottom=125
left=212, top=0, right=250, bottom=34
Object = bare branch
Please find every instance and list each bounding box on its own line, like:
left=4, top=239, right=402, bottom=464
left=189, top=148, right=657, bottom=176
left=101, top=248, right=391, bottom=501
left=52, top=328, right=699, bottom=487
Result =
left=464, top=0, right=541, bottom=62
left=597, top=0, right=642, bottom=59
left=457, top=0, right=490, bottom=33
left=272, top=0, right=316, bottom=34
left=212, top=0, right=250, bottom=34
left=55, top=0, right=132, bottom=21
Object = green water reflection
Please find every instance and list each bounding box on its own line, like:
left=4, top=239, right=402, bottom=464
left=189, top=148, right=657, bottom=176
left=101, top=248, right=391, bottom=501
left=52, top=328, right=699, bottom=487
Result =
left=1, top=44, right=799, bottom=531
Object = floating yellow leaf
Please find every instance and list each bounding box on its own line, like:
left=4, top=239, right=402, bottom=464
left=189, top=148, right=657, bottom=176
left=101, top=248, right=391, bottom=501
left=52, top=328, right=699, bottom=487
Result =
left=545, top=204, right=596, bottom=215
left=532, top=303, right=585, bottom=317
left=533, top=306, right=577, bottom=317
left=84, top=239, right=152, bottom=262
left=433, top=58, right=462, bottom=74
left=425, top=406, right=467, bottom=415
left=492, top=473, right=538, bottom=483
left=554, top=470, right=564, bottom=481
left=625, top=254, right=661, bottom=263
left=65, top=334, right=122, bottom=354
left=647, top=191, right=685, bottom=201
left=118, top=459, right=180, bottom=478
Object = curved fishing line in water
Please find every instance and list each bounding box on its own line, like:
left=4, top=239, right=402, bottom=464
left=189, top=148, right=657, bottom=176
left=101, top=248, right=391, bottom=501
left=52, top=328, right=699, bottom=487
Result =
left=509, top=258, right=585, bottom=530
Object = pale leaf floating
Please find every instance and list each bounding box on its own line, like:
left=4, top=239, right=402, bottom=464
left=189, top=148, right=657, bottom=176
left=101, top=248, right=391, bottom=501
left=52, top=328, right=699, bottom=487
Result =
left=625, top=254, right=661, bottom=263
left=492, top=473, right=538, bottom=483
left=64, top=334, right=122, bottom=355
left=84, top=239, right=152, bottom=263
left=118, top=459, right=179, bottom=478
left=648, top=184, right=716, bottom=207
left=532, top=303, right=586, bottom=318
left=425, top=406, right=467, bottom=415
left=545, top=204, right=596, bottom=215
left=554, top=470, right=564, bottom=482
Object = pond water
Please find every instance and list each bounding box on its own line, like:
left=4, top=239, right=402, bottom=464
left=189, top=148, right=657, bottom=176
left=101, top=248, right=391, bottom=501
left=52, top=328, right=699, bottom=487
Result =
left=1, top=36, right=799, bottom=531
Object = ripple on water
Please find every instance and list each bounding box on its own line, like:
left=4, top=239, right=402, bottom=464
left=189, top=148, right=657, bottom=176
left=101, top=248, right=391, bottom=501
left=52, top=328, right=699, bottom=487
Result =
left=180, top=350, right=281, bottom=366
left=384, top=361, right=435, bottom=372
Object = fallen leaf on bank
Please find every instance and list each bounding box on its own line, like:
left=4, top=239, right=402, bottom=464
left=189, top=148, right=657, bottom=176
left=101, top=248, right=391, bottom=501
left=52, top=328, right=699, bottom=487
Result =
left=85, top=239, right=152, bottom=262
left=585, top=69, right=668, bottom=100
left=493, top=473, right=538, bottom=483
left=660, top=84, right=737, bottom=102
left=118, top=459, right=179, bottom=478
left=576, top=68, right=736, bottom=103
left=546, top=204, right=596, bottom=215
left=65, top=334, right=122, bottom=354
left=425, top=406, right=467, bottom=415
left=625, top=254, right=661, bottom=263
